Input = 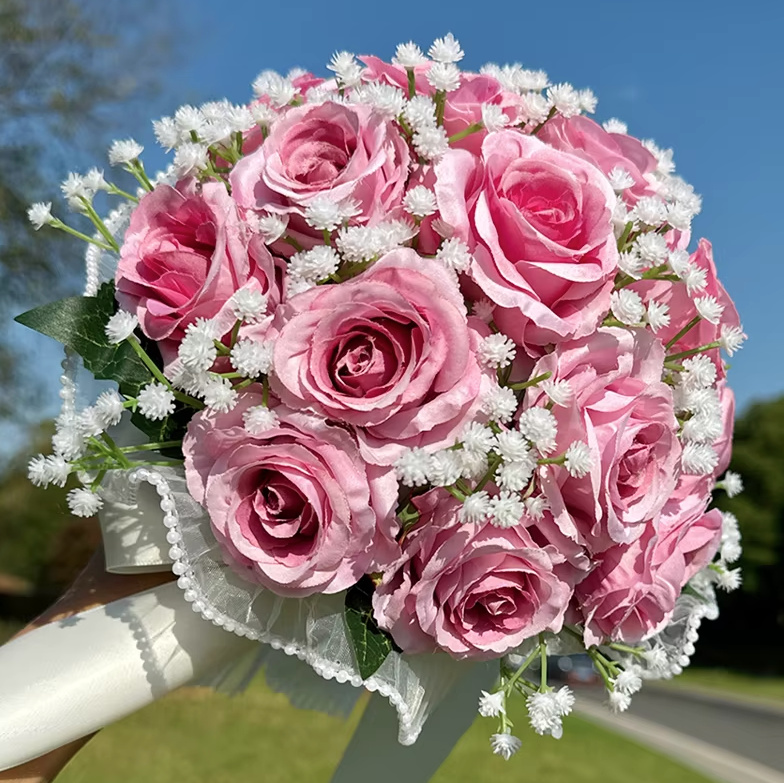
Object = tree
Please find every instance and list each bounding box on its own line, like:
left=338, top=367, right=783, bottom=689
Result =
left=0, top=421, right=79, bottom=585
left=0, top=0, right=182, bottom=421
left=696, top=395, right=784, bottom=672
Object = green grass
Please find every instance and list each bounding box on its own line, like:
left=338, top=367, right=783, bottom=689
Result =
left=57, top=679, right=715, bottom=783
left=664, top=668, right=784, bottom=704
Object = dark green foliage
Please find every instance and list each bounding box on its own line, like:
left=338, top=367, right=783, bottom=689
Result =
left=696, top=395, right=784, bottom=673
left=15, top=282, right=152, bottom=395
left=344, top=577, right=396, bottom=679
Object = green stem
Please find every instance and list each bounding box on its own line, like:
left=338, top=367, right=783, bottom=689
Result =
left=213, top=339, right=231, bottom=356
left=505, top=645, right=541, bottom=693
left=118, top=440, right=183, bottom=453
left=173, top=390, right=205, bottom=409
left=665, top=316, right=700, bottom=350
left=456, top=478, right=472, bottom=496
left=283, top=236, right=304, bottom=253
left=233, top=378, right=254, bottom=391
left=78, top=198, right=120, bottom=251
left=229, top=319, right=242, bottom=348
left=608, top=642, right=646, bottom=657
left=537, top=455, right=566, bottom=467
left=129, top=161, right=154, bottom=192
left=107, top=183, right=138, bottom=203
left=663, top=361, right=685, bottom=373
left=616, top=221, right=634, bottom=251
left=397, top=115, right=414, bottom=138
left=667, top=340, right=721, bottom=362
left=448, top=122, right=483, bottom=144
left=613, top=272, right=635, bottom=291
left=444, top=485, right=467, bottom=502
left=88, top=436, right=114, bottom=460
left=262, top=376, right=270, bottom=407
left=474, top=454, right=502, bottom=493
left=590, top=653, right=614, bottom=690
left=322, top=228, right=332, bottom=246
left=51, top=219, right=114, bottom=250
left=130, top=459, right=184, bottom=467
left=127, top=337, right=170, bottom=387
left=508, top=371, right=552, bottom=391
left=90, top=470, right=107, bottom=491
left=407, top=68, right=416, bottom=99
left=530, top=106, right=557, bottom=136
left=127, top=338, right=204, bottom=408
left=593, top=649, right=621, bottom=676
left=539, top=635, right=548, bottom=692
left=435, top=91, right=446, bottom=126
left=101, top=431, right=133, bottom=468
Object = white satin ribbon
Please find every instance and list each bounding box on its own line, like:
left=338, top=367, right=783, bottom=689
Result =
left=0, top=579, right=489, bottom=778
left=0, top=582, right=253, bottom=772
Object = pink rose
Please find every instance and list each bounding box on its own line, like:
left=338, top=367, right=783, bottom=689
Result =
left=529, top=328, right=681, bottom=552
left=441, top=74, right=520, bottom=154
left=575, top=526, right=677, bottom=646
left=373, top=491, right=573, bottom=659
left=271, top=249, right=493, bottom=464
left=360, top=55, right=433, bottom=95
left=633, top=239, right=742, bottom=379
left=230, top=101, right=410, bottom=228
left=116, top=181, right=282, bottom=349
left=658, top=478, right=722, bottom=585
left=183, top=392, right=399, bottom=597
left=576, top=503, right=721, bottom=646
left=714, top=381, right=735, bottom=477
left=435, top=132, right=618, bottom=353
left=538, top=115, right=658, bottom=205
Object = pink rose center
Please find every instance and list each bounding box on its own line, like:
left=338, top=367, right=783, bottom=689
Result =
left=327, top=318, right=417, bottom=398
left=616, top=423, right=664, bottom=500
left=237, top=469, right=318, bottom=558
left=498, top=162, right=581, bottom=245
left=457, top=574, right=537, bottom=636
left=283, top=119, right=357, bottom=186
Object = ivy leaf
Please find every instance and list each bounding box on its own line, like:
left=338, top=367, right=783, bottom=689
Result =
left=15, top=281, right=152, bottom=395
left=344, top=576, right=396, bottom=680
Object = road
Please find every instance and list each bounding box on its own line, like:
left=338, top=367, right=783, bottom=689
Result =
left=575, top=683, right=784, bottom=783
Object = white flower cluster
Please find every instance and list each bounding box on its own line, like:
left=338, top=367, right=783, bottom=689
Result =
left=153, top=100, right=257, bottom=152
left=394, top=389, right=592, bottom=529
left=527, top=686, right=575, bottom=738
left=479, top=61, right=595, bottom=128
left=335, top=219, right=417, bottom=263
left=672, top=355, right=726, bottom=476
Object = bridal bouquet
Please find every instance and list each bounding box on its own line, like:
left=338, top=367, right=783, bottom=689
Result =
left=19, top=34, right=745, bottom=758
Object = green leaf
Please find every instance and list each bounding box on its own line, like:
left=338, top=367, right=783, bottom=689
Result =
left=344, top=576, right=396, bottom=680
left=15, top=281, right=152, bottom=395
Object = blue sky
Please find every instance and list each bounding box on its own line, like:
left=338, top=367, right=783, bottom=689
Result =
left=15, top=0, right=784, bottom=446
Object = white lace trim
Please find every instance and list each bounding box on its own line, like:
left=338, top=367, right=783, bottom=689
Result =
left=103, top=466, right=470, bottom=745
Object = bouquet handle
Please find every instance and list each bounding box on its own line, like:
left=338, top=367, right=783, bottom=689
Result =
left=0, top=581, right=253, bottom=772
